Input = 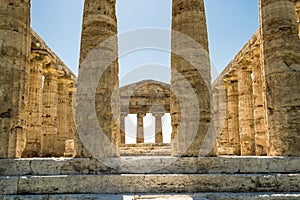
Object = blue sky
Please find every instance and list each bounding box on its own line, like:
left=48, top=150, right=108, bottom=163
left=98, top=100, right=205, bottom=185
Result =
left=31, top=0, right=259, bottom=82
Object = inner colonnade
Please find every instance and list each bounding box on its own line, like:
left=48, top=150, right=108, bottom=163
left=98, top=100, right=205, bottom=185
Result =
left=0, top=0, right=299, bottom=159
left=1, top=0, right=300, bottom=197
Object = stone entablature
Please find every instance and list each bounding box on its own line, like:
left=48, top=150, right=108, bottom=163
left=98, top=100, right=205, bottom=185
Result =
left=19, top=29, right=77, bottom=158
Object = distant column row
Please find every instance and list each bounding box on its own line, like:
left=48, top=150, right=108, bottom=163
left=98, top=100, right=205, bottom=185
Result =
left=22, top=51, right=76, bottom=157
left=214, top=63, right=267, bottom=156
left=120, top=113, right=166, bottom=144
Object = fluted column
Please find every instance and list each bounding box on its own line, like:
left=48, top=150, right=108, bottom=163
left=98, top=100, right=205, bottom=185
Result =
left=238, top=68, right=255, bottom=156
left=226, top=78, right=240, bottom=155
left=0, top=0, right=31, bottom=158
left=56, top=78, right=70, bottom=156
left=22, top=52, right=50, bottom=157
left=120, top=113, right=127, bottom=144
left=77, top=0, right=120, bottom=157
left=67, top=80, right=76, bottom=140
left=171, top=0, right=211, bottom=156
left=136, top=113, right=146, bottom=144
left=252, top=62, right=267, bottom=155
left=64, top=80, right=76, bottom=157
left=260, top=0, right=300, bottom=156
left=296, top=1, right=300, bottom=37
left=41, top=67, right=59, bottom=157
left=153, top=113, right=164, bottom=143
left=216, top=83, right=230, bottom=155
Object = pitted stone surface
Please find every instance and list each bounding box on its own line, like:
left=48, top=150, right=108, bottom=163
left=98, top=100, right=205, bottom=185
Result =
left=0, top=173, right=299, bottom=195
left=1, top=193, right=300, bottom=200
left=0, top=157, right=299, bottom=176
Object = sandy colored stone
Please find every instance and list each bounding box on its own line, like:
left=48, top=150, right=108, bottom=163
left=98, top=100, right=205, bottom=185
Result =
left=238, top=68, right=255, bottom=155
left=77, top=0, right=120, bottom=157
left=171, top=0, right=212, bottom=156
left=22, top=52, right=50, bottom=157
left=0, top=173, right=295, bottom=194
left=136, top=113, right=146, bottom=144
left=0, top=0, right=31, bottom=158
left=226, top=78, right=240, bottom=155
left=120, top=80, right=170, bottom=115
left=259, top=0, right=300, bottom=156
left=252, top=62, right=267, bottom=156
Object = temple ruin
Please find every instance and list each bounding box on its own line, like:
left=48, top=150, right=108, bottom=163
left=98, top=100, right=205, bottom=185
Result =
left=0, top=0, right=299, bottom=199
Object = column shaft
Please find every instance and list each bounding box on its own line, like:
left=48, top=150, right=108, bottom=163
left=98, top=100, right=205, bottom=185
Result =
left=41, top=69, right=58, bottom=157
left=22, top=53, right=48, bottom=157
left=154, top=113, right=164, bottom=143
left=77, top=0, right=120, bottom=157
left=227, top=80, right=240, bottom=155
left=56, top=79, right=70, bottom=156
left=216, top=84, right=230, bottom=155
left=238, top=69, right=255, bottom=156
left=252, top=63, right=267, bottom=155
left=136, top=113, right=145, bottom=144
left=0, top=0, right=31, bottom=158
left=260, top=0, right=300, bottom=156
left=171, top=0, right=212, bottom=156
left=64, top=83, right=76, bottom=157
left=120, top=114, right=127, bottom=144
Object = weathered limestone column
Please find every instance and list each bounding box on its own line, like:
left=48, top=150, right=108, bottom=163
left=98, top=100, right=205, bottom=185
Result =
left=226, top=78, right=240, bottom=155
left=120, top=113, right=127, bottom=144
left=252, top=62, right=267, bottom=155
left=171, top=0, right=212, bottom=156
left=260, top=0, right=300, bottom=156
left=41, top=67, right=59, bottom=157
left=64, top=80, right=76, bottom=157
left=77, top=0, right=120, bottom=157
left=238, top=68, right=256, bottom=156
left=296, top=1, right=300, bottom=38
left=136, top=113, right=146, bottom=144
left=22, top=52, right=50, bottom=157
left=56, top=77, right=70, bottom=156
left=153, top=113, right=164, bottom=143
left=67, top=80, right=76, bottom=140
left=216, top=84, right=230, bottom=155
left=0, top=0, right=30, bottom=158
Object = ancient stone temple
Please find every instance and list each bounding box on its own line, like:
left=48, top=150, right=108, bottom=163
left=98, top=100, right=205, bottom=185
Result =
left=0, top=0, right=299, bottom=199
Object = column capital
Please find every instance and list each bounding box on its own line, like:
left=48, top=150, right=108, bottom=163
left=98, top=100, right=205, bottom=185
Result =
left=238, top=66, right=253, bottom=74
left=120, top=112, right=128, bottom=117
left=30, top=51, right=52, bottom=65
left=223, top=72, right=238, bottom=85
left=152, top=113, right=165, bottom=118
left=137, top=113, right=146, bottom=118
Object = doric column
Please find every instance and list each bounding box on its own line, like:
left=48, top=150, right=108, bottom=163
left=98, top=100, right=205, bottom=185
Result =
left=260, top=0, right=300, bottom=156
left=67, top=80, right=76, bottom=140
left=64, top=79, right=76, bottom=157
left=252, top=62, right=267, bottom=155
left=56, top=77, right=70, bottom=156
left=120, top=112, right=127, bottom=145
left=153, top=113, right=164, bottom=143
left=41, top=66, right=59, bottom=157
left=77, top=0, right=120, bottom=157
left=22, top=52, right=50, bottom=157
left=238, top=68, right=255, bottom=156
left=136, top=113, right=146, bottom=144
left=171, top=0, right=212, bottom=156
left=0, top=0, right=31, bottom=158
left=296, top=2, right=300, bottom=38
left=226, top=78, right=240, bottom=155
left=216, top=83, right=230, bottom=155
